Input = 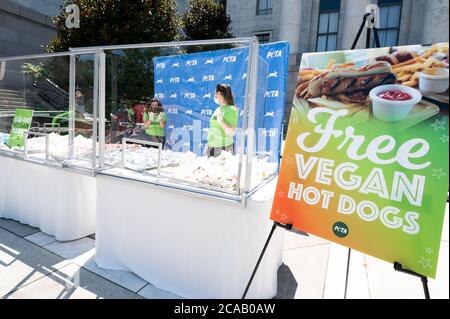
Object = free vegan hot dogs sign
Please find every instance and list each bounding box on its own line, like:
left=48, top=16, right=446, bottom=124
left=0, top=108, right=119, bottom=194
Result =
left=271, top=43, right=449, bottom=278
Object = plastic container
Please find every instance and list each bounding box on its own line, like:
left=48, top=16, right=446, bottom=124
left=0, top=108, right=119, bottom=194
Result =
left=417, top=68, right=449, bottom=94
left=369, top=84, right=422, bottom=122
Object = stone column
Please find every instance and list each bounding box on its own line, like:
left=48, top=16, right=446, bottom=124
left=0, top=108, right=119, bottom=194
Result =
left=279, top=0, right=303, bottom=54
left=340, top=0, right=374, bottom=50
left=421, top=0, right=449, bottom=44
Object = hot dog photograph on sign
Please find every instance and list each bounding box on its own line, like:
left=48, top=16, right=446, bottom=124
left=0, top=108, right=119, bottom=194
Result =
left=271, top=42, right=449, bottom=278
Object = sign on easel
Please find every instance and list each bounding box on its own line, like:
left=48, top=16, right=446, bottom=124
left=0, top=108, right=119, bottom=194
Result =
left=7, top=108, right=34, bottom=147
left=270, top=42, right=449, bottom=279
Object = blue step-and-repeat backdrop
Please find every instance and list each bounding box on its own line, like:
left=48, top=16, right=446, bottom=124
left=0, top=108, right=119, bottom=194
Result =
left=153, top=41, right=289, bottom=162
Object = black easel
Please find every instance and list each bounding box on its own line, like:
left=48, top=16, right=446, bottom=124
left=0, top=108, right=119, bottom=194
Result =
left=342, top=11, right=383, bottom=300
left=351, top=12, right=381, bottom=50
left=344, top=248, right=351, bottom=299
left=351, top=12, right=431, bottom=300
left=244, top=10, right=434, bottom=300
left=394, top=262, right=430, bottom=299
left=242, top=222, right=292, bottom=299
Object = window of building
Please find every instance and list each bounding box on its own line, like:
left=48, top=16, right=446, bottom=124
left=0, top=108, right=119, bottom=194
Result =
left=255, top=32, right=271, bottom=44
left=316, top=0, right=341, bottom=52
left=377, top=0, right=402, bottom=47
left=256, top=0, right=273, bottom=16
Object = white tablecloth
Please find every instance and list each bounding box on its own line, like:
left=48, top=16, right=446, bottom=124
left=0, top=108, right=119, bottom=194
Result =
left=95, top=175, right=284, bottom=299
left=0, top=156, right=96, bottom=241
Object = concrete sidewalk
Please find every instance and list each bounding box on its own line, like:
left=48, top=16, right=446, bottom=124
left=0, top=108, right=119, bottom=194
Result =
left=0, top=203, right=448, bottom=299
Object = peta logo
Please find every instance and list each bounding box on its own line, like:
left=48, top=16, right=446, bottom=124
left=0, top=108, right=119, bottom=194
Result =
left=258, top=151, right=273, bottom=156
left=202, top=127, right=209, bottom=133
left=186, top=77, right=195, bottom=82
left=223, top=74, right=232, bottom=80
left=223, top=56, right=237, bottom=63
left=264, top=90, right=279, bottom=98
left=169, top=93, right=177, bottom=99
left=333, top=222, right=349, bottom=238
left=202, top=75, right=214, bottom=82
left=184, top=93, right=196, bottom=99
left=240, top=110, right=245, bottom=117
left=205, top=58, right=214, bottom=64
left=154, top=93, right=164, bottom=99
left=183, top=125, right=194, bottom=131
left=169, top=77, right=180, bottom=83
left=242, top=73, right=247, bottom=80
left=168, top=124, right=175, bottom=129
left=156, top=63, right=165, bottom=69
left=167, top=108, right=178, bottom=114
left=172, top=62, right=180, bottom=67
left=268, top=71, right=278, bottom=78
left=185, top=109, right=193, bottom=115
left=186, top=59, right=197, bottom=66
left=203, top=93, right=211, bottom=99
left=264, top=111, right=275, bottom=117
left=201, top=109, right=213, bottom=116
left=156, top=79, right=163, bottom=84
left=266, top=50, right=282, bottom=59
left=261, top=128, right=276, bottom=137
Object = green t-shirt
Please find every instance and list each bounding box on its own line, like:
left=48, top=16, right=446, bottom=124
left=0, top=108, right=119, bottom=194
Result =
left=207, top=105, right=238, bottom=147
left=144, top=112, right=167, bottom=137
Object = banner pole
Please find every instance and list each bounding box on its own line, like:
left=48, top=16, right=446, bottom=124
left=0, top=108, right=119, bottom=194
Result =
left=242, top=222, right=292, bottom=299
left=344, top=248, right=352, bottom=299
left=366, top=26, right=371, bottom=49
left=351, top=13, right=371, bottom=50
left=393, top=262, right=430, bottom=299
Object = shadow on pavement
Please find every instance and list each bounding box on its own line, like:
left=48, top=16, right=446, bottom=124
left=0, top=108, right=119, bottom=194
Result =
left=274, top=263, right=298, bottom=299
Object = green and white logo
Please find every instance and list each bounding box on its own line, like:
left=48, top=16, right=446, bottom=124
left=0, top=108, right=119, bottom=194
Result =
left=333, top=222, right=349, bottom=238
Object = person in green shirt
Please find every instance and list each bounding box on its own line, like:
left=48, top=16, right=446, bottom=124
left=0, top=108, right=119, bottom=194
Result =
left=207, top=83, right=239, bottom=158
left=143, top=98, right=167, bottom=148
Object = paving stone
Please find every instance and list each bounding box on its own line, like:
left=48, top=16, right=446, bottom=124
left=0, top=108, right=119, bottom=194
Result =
left=5, top=263, right=143, bottom=299
left=284, top=230, right=329, bottom=250
left=138, top=283, right=183, bottom=299
left=0, top=218, right=39, bottom=238
left=283, top=244, right=330, bottom=299
left=44, top=237, right=95, bottom=260
left=70, top=248, right=148, bottom=293
left=0, top=228, right=68, bottom=297
left=24, top=232, right=56, bottom=247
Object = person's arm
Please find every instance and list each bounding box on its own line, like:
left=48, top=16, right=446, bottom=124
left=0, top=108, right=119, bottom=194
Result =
left=158, top=112, right=166, bottom=128
left=217, top=109, right=237, bottom=136
left=143, top=112, right=154, bottom=129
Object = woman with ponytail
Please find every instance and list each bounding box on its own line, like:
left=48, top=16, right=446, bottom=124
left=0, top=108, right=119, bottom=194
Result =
left=206, top=83, right=239, bottom=157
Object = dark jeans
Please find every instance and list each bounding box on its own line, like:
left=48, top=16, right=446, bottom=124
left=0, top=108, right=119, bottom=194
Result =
left=206, top=144, right=234, bottom=158
left=145, top=135, right=165, bottom=149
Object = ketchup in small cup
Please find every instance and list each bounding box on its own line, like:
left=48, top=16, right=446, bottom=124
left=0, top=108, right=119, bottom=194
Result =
left=369, top=85, right=422, bottom=122
left=377, top=89, right=412, bottom=101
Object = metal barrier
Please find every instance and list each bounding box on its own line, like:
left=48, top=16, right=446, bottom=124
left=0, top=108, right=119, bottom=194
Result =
left=121, top=138, right=162, bottom=176
left=23, top=130, right=49, bottom=160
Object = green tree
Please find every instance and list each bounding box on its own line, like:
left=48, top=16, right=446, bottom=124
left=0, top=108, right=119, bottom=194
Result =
left=46, top=0, right=181, bottom=114
left=47, top=0, right=181, bottom=52
left=182, top=0, right=233, bottom=40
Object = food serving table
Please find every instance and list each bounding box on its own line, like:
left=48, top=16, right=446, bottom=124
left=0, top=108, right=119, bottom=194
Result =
left=95, top=171, right=284, bottom=299
left=0, top=153, right=96, bottom=241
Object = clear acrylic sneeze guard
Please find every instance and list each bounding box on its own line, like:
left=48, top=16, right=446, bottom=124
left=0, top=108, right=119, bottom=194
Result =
left=0, top=38, right=288, bottom=203
left=0, top=51, right=99, bottom=174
